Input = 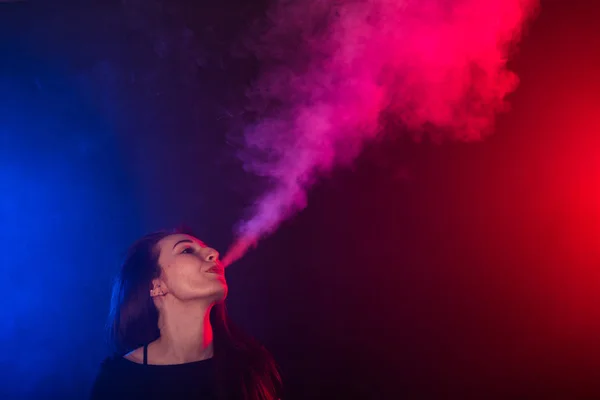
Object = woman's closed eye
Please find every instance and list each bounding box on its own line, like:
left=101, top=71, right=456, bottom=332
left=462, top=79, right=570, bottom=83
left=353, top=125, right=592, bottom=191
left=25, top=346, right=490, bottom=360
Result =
left=181, top=247, right=195, bottom=254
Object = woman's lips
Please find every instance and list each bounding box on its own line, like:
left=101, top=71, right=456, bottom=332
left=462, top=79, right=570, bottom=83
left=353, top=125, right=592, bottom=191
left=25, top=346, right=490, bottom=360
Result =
left=206, top=265, right=224, bottom=275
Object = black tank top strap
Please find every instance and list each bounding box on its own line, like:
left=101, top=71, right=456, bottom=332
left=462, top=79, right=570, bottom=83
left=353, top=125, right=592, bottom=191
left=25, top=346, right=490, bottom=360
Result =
left=143, top=344, right=148, bottom=365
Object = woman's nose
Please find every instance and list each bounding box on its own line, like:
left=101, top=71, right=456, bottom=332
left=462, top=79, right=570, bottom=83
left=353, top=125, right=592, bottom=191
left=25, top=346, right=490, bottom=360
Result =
left=205, top=248, right=219, bottom=262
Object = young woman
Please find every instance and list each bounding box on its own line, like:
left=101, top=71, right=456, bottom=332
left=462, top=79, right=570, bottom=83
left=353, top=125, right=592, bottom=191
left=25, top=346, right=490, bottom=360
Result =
left=90, top=229, right=281, bottom=399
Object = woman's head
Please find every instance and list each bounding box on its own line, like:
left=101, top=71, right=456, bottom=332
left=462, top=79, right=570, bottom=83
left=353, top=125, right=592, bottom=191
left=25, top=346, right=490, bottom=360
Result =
left=107, top=229, right=227, bottom=354
left=151, top=233, right=227, bottom=305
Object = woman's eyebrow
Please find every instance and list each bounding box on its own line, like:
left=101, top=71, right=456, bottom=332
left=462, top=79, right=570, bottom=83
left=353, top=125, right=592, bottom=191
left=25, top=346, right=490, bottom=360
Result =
left=172, top=239, right=194, bottom=249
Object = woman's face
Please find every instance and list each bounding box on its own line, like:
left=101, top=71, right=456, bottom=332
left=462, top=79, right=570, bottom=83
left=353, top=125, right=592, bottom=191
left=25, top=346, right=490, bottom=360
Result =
left=151, top=233, right=227, bottom=303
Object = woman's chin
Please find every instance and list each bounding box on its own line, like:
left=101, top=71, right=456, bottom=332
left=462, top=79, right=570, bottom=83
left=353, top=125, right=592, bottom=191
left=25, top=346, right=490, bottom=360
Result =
left=206, top=283, right=228, bottom=302
left=185, top=281, right=228, bottom=303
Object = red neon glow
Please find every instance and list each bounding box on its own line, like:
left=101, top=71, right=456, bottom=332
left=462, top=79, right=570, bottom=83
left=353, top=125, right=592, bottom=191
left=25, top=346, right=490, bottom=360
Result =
left=222, top=0, right=540, bottom=266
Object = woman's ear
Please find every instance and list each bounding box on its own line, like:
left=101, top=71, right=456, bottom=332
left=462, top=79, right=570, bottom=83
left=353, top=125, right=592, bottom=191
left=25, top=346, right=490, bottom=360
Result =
left=150, top=279, right=168, bottom=297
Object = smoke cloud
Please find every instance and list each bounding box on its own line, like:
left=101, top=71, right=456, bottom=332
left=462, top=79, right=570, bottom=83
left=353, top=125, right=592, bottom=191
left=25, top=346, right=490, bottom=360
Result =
left=222, top=0, right=540, bottom=266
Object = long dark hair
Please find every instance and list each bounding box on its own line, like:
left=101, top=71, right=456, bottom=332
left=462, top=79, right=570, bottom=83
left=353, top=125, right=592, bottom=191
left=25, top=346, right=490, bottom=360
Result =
left=106, top=229, right=281, bottom=399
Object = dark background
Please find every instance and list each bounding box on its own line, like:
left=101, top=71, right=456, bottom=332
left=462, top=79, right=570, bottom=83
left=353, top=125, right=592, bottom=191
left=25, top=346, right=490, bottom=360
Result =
left=1, top=0, right=599, bottom=398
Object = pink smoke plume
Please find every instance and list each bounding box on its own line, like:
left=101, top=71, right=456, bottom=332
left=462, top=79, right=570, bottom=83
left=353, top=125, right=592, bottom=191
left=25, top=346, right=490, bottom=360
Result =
left=222, top=0, right=540, bottom=267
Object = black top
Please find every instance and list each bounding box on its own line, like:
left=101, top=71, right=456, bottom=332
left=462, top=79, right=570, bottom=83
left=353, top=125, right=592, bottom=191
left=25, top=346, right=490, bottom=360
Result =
left=90, top=345, right=216, bottom=400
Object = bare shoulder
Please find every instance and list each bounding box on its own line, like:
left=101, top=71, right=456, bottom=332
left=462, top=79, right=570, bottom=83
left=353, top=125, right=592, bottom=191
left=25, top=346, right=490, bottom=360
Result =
left=123, top=346, right=144, bottom=364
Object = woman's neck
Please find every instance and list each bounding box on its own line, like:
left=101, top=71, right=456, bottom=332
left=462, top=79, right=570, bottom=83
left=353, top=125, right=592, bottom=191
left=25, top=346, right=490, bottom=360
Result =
left=153, top=300, right=214, bottom=364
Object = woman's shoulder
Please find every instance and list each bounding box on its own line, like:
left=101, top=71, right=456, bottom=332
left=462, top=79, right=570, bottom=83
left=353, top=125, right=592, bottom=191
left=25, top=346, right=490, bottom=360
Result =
left=96, top=349, right=143, bottom=374
left=95, top=356, right=125, bottom=375
left=122, top=346, right=144, bottom=364
left=90, top=355, right=134, bottom=399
